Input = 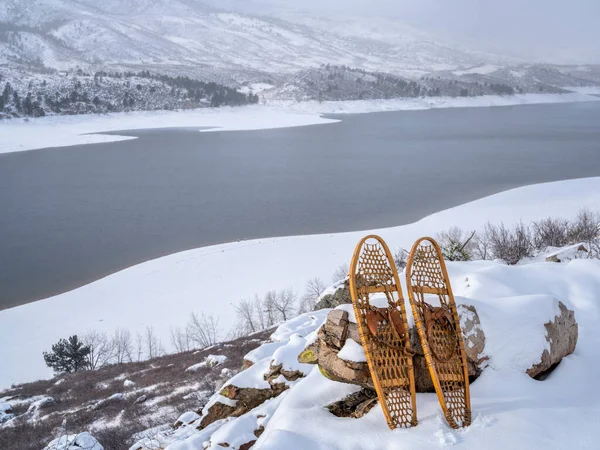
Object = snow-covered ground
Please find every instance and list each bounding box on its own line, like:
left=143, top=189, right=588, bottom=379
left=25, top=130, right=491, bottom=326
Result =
left=1, top=176, right=599, bottom=389
left=134, top=252, right=600, bottom=450
left=0, top=106, right=338, bottom=155
left=1, top=92, right=598, bottom=154
left=282, top=92, right=599, bottom=115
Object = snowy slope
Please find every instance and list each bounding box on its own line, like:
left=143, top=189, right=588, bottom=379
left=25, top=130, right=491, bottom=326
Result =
left=129, top=255, right=600, bottom=450
left=0, top=177, right=599, bottom=389
left=0, top=0, right=498, bottom=76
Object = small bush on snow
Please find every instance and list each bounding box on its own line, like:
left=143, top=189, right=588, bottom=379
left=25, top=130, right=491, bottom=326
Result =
left=436, top=227, right=476, bottom=261
left=483, top=221, right=534, bottom=265
left=567, top=208, right=600, bottom=244
left=532, top=217, right=571, bottom=249
left=393, top=247, right=408, bottom=269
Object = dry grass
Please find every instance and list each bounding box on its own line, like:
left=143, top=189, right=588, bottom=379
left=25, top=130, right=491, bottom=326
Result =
left=0, top=329, right=273, bottom=450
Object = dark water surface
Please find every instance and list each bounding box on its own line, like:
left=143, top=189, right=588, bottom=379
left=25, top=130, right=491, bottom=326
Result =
left=2, top=101, right=600, bottom=309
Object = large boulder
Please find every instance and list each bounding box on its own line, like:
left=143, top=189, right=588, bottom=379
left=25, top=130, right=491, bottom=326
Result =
left=527, top=301, right=578, bottom=379
left=303, top=306, right=487, bottom=393
left=314, top=280, right=351, bottom=310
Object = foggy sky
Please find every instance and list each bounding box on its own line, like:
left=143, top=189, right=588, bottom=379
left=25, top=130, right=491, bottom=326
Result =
left=218, top=0, right=600, bottom=63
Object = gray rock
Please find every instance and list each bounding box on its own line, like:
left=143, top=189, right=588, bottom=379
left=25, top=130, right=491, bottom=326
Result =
left=527, top=302, right=578, bottom=379
left=306, top=306, right=487, bottom=393
left=314, top=281, right=352, bottom=310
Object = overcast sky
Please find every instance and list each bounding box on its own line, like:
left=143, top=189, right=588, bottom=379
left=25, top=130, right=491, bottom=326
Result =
left=217, top=0, right=600, bottom=63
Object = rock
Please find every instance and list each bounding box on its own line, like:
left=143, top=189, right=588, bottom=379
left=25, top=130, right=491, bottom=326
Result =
left=174, top=411, right=201, bottom=429
left=306, top=306, right=487, bottom=394
left=527, top=302, right=578, bottom=379
left=545, top=244, right=588, bottom=263
left=134, top=395, right=147, bottom=405
left=318, top=309, right=349, bottom=348
left=314, top=281, right=352, bottom=310
left=315, top=338, right=373, bottom=387
left=198, top=401, right=237, bottom=429
left=264, top=362, right=305, bottom=390
left=297, top=344, right=318, bottom=364
left=326, top=388, right=378, bottom=418
left=254, top=425, right=265, bottom=438
left=200, top=383, right=283, bottom=430
left=458, top=304, right=487, bottom=367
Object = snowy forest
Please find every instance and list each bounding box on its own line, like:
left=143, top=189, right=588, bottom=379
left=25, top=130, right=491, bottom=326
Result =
left=0, top=70, right=259, bottom=119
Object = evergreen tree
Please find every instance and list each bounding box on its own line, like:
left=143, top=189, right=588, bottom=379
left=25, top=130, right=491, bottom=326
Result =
left=43, top=335, right=91, bottom=374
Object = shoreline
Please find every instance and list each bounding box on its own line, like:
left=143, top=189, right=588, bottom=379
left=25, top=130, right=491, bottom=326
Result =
left=1, top=176, right=600, bottom=388
left=1, top=91, right=598, bottom=155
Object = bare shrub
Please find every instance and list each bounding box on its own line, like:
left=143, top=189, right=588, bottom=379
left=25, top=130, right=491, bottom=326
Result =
left=436, top=227, right=476, bottom=261
left=332, top=263, right=349, bottom=283
left=472, top=232, right=491, bottom=260
left=484, top=221, right=533, bottom=265
left=567, top=208, right=600, bottom=244
left=298, top=277, right=326, bottom=314
left=589, top=239, right=600, bottom=259
left=532, top=217, right=570, bottom=249
left=393, top=247, right=408, bottom=270
left=187, top=312, right=220, bottom=349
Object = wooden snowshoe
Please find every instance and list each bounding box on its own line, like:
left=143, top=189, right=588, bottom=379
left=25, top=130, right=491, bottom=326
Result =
left=349, top=235, right=418, bottom=429
left=405, top=237, right=471, bottom=429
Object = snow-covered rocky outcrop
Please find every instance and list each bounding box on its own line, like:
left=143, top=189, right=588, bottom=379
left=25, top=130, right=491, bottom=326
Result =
left=131, top=254, right=597, bottom=450
left=43, top=432, right=103, bottom=450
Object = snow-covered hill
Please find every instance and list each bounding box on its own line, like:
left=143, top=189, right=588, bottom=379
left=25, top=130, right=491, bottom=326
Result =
left=1, top=176, right=599, bottom=389
left=0, top=0, right=502, bottom=77
left=132, top=256, right=600, bottom=450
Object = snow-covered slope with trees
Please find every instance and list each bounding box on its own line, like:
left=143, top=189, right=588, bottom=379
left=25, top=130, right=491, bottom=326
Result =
left=0, top=0, right=493, bottom=76
left=0, top=176, right=599, bottom=390
left=131, top=258, right=600, bottom=450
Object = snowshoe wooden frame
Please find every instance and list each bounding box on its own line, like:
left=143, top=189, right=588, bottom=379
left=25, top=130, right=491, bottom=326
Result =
left=405, top=237, right=471, bottom=429
left=349, top=235, right=418, bottom=429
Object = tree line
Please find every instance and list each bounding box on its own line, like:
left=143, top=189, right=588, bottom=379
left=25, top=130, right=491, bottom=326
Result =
left=0, top=71, right=259, bottom=119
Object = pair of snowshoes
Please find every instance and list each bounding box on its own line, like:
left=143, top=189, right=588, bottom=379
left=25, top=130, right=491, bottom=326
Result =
left=349, top=235, right=471, bottom=430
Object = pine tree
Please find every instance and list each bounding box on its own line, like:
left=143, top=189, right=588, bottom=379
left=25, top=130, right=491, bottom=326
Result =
left=43, top=335, right=91, bottom=374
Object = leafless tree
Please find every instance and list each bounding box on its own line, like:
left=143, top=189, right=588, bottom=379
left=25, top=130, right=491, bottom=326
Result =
left=111, top=328, right=134, bottom=364
left=82, top=330, right=114, bottom=370
left=332, top=263, right=349, bottom=283
left=253, top=294, right=270, bottom=330
left=234, top=298, right=257, bottom=334
left=134, top=331, right=144, bottom=362
left=170, top=326, right=192, bottom=353
left=144, top=326, right=163, bottom=360
left=263, top=290, right=279, bottom=327
left=298, top=277, right=326, bottom=313
left=187, top=312, right=220, bottom=349
left=272, top=288, right=297, bottom=322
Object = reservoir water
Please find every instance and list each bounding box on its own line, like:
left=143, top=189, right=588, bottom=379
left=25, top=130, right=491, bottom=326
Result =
left=1, top=101, right=600, bottom=309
